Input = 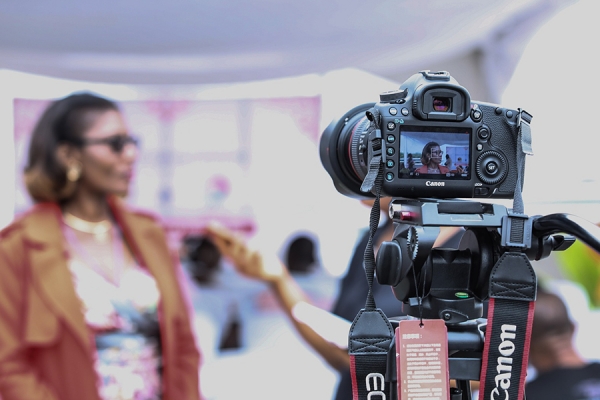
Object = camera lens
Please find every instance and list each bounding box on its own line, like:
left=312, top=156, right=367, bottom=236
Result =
left=433, top=97, right=451, bottom=112
left=319, top=103, right=375, bottom=198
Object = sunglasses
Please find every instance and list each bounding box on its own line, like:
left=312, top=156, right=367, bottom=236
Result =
left=79, top=135, right=140, bottom=153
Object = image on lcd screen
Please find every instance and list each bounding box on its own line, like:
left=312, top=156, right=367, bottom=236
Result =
left=399, top=126, right=470, bottom=179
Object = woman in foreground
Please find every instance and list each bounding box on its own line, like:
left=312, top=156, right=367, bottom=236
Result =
left=0, top=93, right=201, bottom=400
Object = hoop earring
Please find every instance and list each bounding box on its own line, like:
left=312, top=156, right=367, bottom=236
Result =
left=66, top=162, right=82, bottom=182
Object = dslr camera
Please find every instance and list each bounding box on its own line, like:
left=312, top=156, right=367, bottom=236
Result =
left=320, top=70, right=528, bottom=199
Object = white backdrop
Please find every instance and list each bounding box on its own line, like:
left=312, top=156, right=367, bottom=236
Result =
left=502, top=0, right=600, bottom=224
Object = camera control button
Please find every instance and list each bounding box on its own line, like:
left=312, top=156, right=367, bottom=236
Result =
left=386, top=159, right=395, bottom=168
left=477, top=143, right=483, bottom=151
left=471, top=108, right=483, bottom=122
left=389, top=107, right=398, bottom=116
left=475, top=187, right=489, bottom=196
left=386, top=147, right=395, bottom=156
left=477, top=127, right=490, bottom=140
left=387, top=122, right=396, bottom=130
left=486, top=162, right=498, bottom=174
left=386, top=134, right=395, bottom=143
left=385, top=172, right=394, bottom=181
left=401, top=107, right=409, bottom=116
left=476, top=150, right=508, bottom=185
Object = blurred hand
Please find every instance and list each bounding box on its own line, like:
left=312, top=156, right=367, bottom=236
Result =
left=205, top=222, right=285, bottom=283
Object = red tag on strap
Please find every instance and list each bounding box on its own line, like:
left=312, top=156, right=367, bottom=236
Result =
left=396, top=319, right=450, bottom=400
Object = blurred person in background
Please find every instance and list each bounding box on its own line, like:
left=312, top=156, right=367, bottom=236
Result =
left=207, top=197, right=398, bottom=399
left=0, top=93, right=201, bottom=400
left=445, top=154, right=453, bottom=170
left=207, top=196, right=463, bottom=399
left=525, top=286, right=600, bottom=400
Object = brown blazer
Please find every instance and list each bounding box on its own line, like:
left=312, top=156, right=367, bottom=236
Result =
left=0, top=197, right=201, bottom=400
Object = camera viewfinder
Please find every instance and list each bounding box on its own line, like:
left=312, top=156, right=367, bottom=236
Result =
left=433, top=97, right=451, bottom=112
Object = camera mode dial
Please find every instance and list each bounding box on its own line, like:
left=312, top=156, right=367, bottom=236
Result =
left=475, top=150, right=508, bottom=185
left=380, top=88, right=408, bottom=103
left=470, top=107, right=483, bottom=122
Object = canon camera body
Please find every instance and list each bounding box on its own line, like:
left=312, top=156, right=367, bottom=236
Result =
left=320, top=70, right=528, bottom=199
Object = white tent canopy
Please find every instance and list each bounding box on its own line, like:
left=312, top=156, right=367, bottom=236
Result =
left=1, top=0, right=572, bottom=101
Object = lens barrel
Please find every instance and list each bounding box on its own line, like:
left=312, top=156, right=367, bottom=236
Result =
left=319, top=103, right=375, bottom=198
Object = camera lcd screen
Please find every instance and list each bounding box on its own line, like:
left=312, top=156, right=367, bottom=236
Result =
left=398, top=126, right=470, bottom=180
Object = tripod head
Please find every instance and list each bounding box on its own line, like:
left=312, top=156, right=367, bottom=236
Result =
left=374, top=198, right=592, bottom=323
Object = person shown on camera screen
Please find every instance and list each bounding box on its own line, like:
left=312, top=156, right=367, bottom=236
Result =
left=415, top=141, right=449, bottom=174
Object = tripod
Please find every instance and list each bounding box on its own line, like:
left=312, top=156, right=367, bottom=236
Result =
left=374, top=198, right=600, bottom=400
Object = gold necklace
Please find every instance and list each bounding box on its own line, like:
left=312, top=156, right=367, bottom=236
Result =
left=63, top=212, right=112, bottom=241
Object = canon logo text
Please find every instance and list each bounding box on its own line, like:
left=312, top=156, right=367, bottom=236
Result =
left=425, top=181, right=445, bottom=187
left=491, top=324, right=517, bottom=400
left=366, top=372, right=386, bottom=400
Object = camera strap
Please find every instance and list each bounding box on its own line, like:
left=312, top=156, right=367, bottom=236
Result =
left=479, top=109, right=535, bottom=400
left=478, top=252, right=536, bottom=400
left=349, top=108, right=395, bottom=400
left=511, top=109, right=533, bottom=215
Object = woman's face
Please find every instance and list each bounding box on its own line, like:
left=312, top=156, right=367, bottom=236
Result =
left=77, top=110, right=138, bottom=197
left=429, top=146, right=442, bottom=165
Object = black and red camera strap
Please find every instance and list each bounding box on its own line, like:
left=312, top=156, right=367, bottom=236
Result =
left=478, top=252, right=536, bottom=400
left=348, top=108, right=395, bottom=400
